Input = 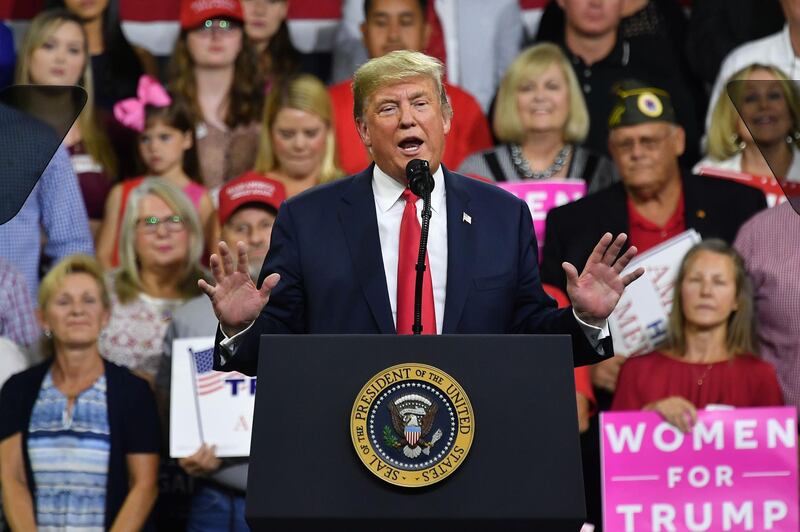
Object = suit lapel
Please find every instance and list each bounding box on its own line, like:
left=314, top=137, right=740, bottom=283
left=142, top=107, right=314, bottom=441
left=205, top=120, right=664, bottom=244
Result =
left=442, top=169, right=474, bottom=333
left=338, top=167, right=395, bottom=333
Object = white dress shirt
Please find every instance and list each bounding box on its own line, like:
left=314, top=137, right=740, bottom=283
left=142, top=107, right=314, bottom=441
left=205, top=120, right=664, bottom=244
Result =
left=372, top=164, right=447, bottom=334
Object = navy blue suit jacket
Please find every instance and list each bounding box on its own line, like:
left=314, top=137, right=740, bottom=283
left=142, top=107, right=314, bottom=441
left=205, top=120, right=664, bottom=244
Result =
left=214, top=166, right=611, bottom=375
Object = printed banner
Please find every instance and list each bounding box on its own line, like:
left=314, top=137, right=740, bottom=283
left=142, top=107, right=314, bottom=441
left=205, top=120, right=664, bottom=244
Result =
left=601, top=408, right=799, bottom=532
left=170, top=337, right=256, bottom=458
left=608, top=229, right=701, bottom=357
left=497, top=179, right=586, bottom=260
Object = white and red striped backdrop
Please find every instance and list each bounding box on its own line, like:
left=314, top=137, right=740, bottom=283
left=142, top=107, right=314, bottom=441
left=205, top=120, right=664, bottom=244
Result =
left=2, top=0, right=693, bottom=56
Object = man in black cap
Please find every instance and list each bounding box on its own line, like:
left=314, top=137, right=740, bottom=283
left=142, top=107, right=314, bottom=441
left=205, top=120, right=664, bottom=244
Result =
left=540, top=81, right=768, bottom=528
left=541, top=80, right=766, bottom=294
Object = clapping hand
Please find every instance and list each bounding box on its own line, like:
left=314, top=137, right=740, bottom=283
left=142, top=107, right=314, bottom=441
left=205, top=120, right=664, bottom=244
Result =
left=198, top=241, right=280, bottom=336
left=563, top=233, right=644, bottom=326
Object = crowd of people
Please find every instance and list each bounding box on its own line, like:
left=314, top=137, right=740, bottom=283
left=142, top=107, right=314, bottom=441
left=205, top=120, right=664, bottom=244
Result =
left=0, top=0, right=799, bottom=530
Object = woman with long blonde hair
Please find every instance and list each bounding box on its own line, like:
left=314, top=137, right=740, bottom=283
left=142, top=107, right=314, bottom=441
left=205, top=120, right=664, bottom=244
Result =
left=252, top=74, right=343, bottom=197
left=16, top=8, right=117, bottom=238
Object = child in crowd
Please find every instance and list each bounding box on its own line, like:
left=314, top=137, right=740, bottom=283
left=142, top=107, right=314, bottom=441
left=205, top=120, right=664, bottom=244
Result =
left=97, top=75, right=218, bottom=269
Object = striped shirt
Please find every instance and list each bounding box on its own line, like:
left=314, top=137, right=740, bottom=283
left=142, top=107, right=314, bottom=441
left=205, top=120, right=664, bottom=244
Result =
left=28, top=371, right=110, bottom=531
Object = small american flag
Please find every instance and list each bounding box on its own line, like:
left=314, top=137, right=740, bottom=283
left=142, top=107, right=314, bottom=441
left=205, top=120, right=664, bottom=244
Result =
left=190, top=348, right=225, bottom=395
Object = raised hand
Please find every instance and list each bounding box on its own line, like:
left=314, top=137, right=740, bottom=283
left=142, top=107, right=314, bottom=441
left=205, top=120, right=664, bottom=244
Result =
left=563, top=233, right=644, bottom=326
left=198, top=241, right=280, bottom=336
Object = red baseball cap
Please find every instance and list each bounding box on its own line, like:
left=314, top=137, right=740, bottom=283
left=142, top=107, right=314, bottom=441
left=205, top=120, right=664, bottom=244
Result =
left=218, top=172, right=286, bottom=226
left=179, top=0, right=244, bottom=30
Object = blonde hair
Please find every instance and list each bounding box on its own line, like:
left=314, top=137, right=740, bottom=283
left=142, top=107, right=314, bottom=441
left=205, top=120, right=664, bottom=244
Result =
left=707, top=63, right=800, bottom=160
left=666, top=240, right=758, bottom=357
left=38, top=254, right=109, bottom=358
left=352, top=50, right=452, bottom=122
left=16, top=9, right=118, bottom=177
left=493, top=43, right=589, bottom=144
left=254, top=74, right=344, bottom=184
left=115, top=178, right=204, bottom=303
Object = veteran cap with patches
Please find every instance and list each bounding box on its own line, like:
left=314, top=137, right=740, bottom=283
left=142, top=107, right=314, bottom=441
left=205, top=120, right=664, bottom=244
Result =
left=608, top=80, right=677, bottom=129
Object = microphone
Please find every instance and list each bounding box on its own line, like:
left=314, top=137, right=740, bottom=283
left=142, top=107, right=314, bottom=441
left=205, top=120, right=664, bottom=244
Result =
left=406, top=159, right=435, bottom=197
left=404, top=159, right=434, bottom=335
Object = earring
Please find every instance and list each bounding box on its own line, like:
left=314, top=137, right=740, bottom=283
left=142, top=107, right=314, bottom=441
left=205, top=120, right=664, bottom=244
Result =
left=42, top=329, right=52, bottom=338
left=731, top=134, right=746, bottom=152
left=787, top=130, right=800, bottom=144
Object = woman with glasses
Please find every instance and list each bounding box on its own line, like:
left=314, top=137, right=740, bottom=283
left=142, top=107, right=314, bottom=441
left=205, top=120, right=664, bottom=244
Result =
left=99, top=179, right=206, bottom=386
left=168, top=0, right=263, bottom=191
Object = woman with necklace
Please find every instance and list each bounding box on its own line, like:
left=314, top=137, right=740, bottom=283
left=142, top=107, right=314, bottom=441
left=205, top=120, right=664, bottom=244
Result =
left=0, top=255, right=160, bottom=530
left=459, top=43, right=617, bottom=193
left=99, top=179, right=206, bottom=386
left=612, top=240, right=783, bottom=433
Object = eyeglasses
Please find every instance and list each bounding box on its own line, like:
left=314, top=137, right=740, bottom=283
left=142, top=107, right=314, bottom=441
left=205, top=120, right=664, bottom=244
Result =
left=136, top=215, right=186, bottom=234
left=195, top=19, right=242, bottom=34
left=610, top=131, right=673, bottom=154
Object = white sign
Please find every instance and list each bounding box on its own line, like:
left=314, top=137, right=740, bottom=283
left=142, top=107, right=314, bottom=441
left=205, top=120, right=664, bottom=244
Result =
left=608, top=230, right=701, bottom=357
left=169, top=337, right=256, bottom=458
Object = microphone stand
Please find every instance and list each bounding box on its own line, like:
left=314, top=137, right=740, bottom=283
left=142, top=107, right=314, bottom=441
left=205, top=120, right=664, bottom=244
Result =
left=413, top=189, right=433, bottom=335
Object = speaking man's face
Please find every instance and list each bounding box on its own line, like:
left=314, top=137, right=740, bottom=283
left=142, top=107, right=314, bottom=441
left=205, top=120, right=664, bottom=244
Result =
left=356, top=76, right=451, bottom=184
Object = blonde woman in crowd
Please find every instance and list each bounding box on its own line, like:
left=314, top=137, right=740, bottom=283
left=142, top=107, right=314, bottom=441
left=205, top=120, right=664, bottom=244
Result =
left=16, top=9, right=117, bottom=239
left=0, top=255, right=159, bottom=530
left=696, top=63, right=800, bottom=182
left=251, top=74, right=343, bottom=197
left=459, top=43, right=617, bottom=193
left=99, top=179, right=206, bottom=385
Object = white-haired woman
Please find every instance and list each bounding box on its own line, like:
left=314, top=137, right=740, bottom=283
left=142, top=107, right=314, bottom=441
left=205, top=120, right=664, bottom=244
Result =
left=99, top=178, right=206, bottom=385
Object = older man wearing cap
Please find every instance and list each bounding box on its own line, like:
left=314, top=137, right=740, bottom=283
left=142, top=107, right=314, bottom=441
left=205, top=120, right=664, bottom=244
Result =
left=542, top=80, right=767, bottom=298
left=155, top=173, right=285, bottom=532
left=542, top=80, right=767, bottom=392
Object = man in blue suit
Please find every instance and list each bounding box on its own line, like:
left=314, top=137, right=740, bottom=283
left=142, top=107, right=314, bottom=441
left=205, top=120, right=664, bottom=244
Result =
left=201, top=51, right=643, bottom=376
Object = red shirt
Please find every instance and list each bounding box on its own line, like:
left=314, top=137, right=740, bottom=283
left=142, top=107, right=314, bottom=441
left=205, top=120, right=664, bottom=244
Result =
left=612, top=351, right=784, bottom=411
left=626, top=187, right=686, bottom=253
left=329, top=79, right=493, bottom=176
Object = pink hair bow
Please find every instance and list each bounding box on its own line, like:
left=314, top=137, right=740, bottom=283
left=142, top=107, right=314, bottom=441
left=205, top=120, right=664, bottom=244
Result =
left=113, top=75, right=172, bottom=132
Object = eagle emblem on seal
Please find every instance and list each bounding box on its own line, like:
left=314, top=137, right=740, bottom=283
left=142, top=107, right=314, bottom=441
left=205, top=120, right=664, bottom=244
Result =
left=384, top=394, right=443, bottom=458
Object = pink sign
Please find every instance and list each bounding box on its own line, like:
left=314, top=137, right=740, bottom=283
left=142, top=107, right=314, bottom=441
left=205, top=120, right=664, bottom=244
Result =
left=497, top=180, right=586, bottom=260
left=601, top=408, right=799, bottom=531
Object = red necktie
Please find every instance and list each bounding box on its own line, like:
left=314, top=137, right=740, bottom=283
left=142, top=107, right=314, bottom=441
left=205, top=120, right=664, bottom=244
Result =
left=396, top=188, right=436, bottom=335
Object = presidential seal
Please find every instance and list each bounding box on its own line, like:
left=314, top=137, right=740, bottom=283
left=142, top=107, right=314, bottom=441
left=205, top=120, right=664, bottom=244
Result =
left=350, top=363, right=474, bottom=488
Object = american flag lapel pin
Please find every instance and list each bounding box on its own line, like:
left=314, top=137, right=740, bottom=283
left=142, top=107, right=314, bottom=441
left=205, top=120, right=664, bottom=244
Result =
left=462, top=212, right=472, bottom=224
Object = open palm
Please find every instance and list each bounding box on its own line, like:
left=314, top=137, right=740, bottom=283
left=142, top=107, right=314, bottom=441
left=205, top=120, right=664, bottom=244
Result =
left=198, top=241, right=279, bottom=335
left=563, top=233, right=644, bottom=325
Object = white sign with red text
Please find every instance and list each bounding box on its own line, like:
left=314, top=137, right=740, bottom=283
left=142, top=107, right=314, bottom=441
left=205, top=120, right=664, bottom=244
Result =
left=169, top=337, right=256, bottom=458
left=608, top=230, right=701, bottom=357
